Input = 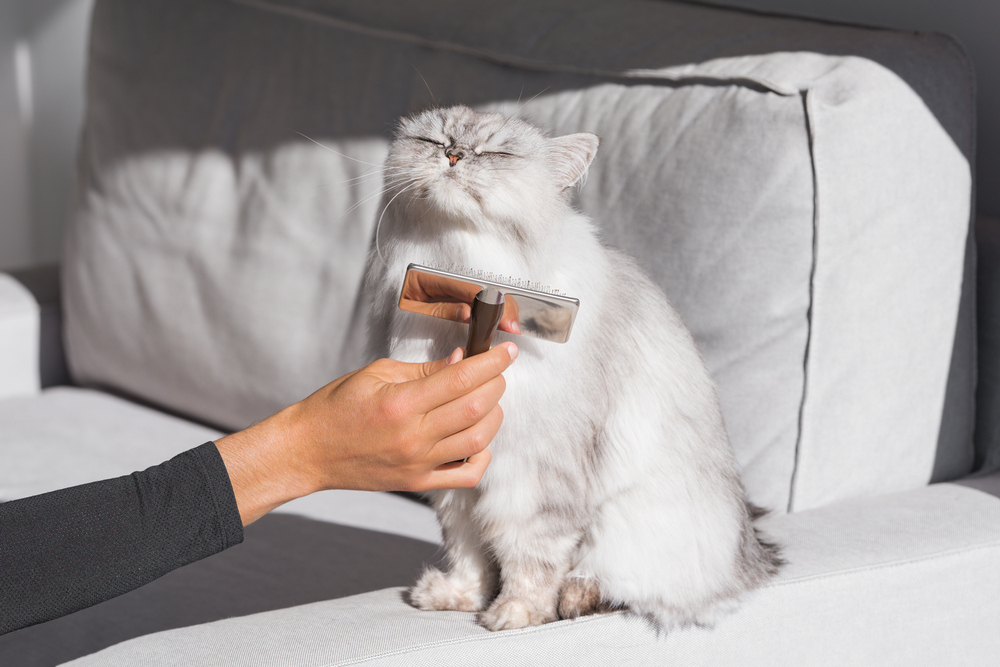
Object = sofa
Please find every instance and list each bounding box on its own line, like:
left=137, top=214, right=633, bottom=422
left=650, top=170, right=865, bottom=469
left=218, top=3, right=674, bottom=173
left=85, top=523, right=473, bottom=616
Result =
left=2, top=0, right=999, bottom=664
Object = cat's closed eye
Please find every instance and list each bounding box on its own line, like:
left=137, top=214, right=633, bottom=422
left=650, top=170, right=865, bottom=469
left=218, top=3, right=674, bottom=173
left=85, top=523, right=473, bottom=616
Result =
left=414, top=136, right=446, bottom=147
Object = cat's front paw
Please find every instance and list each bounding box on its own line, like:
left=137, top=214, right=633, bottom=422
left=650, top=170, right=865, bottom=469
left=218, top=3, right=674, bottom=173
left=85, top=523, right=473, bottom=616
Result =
left=479, top=597, right=557, bottom=631
left=409, top=566, right=491, bottom=613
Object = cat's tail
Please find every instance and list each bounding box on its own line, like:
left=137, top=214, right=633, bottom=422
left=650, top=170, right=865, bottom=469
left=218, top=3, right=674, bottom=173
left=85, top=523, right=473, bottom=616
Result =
left=615, top=502, right=783, bottom=632
left=745, top=501, right=785, bottom=577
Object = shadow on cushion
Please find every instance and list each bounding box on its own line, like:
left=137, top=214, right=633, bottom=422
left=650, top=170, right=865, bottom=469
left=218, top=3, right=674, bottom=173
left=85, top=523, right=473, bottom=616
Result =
left=0, top=513, right=443, bottom=667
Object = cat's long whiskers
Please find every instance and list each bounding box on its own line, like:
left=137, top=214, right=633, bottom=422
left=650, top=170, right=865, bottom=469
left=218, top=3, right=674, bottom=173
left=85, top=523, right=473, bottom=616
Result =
left=496, top=86, right=552, bottom=135
left=304, top=176, right=418, bottom=248
left=302, top=168, right=409, bottom=208
left=293, top=131, right=382, bottom=167
left=411, top=62, right=437, bottom=106
left=375, top=180, right=421, bottom=267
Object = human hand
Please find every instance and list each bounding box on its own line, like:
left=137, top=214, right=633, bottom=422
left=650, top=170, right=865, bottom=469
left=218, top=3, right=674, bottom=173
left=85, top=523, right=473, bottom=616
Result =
left=215, top=342, right=517, bottom=525
left=400, top=270, right=521, bottom=334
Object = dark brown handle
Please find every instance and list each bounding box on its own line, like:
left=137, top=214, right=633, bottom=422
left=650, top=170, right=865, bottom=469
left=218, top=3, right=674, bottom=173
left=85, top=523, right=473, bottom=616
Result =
left=466, top=289, right=505, bottom=356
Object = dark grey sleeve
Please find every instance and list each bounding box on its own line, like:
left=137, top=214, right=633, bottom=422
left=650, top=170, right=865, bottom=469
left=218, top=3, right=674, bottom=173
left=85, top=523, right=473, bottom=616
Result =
left=0, top=442, right=244, bottom=635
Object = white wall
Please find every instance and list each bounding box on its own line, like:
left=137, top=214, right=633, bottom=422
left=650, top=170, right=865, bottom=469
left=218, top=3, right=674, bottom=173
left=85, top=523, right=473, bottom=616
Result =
left=718, top=0, right=1000, bottom=217
left=0, top=0, right=92, bottom=272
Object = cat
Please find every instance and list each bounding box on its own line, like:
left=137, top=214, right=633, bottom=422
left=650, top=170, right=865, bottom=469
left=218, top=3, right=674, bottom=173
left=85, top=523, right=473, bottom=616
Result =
left=363, top=104, right=781, bottom=632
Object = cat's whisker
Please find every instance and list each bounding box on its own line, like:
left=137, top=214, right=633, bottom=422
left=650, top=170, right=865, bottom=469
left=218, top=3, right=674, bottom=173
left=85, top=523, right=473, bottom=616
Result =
left=375, top=180, right=422, bottom=267
left=304, top=177, right=418, bottom=248
left=292, top=130, right=382, bottom=167
left=496, top=86, right=552, bottom=136
left=411, top=62, right=437, bottom=106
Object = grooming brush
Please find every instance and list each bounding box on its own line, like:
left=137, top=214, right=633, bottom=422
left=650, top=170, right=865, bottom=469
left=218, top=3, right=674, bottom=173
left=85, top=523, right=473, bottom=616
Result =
left=397, top=263, right=580, bottom=355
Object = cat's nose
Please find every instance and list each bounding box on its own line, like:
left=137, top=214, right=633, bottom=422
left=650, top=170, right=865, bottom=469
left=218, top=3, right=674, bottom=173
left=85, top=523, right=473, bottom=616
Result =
left=445, top=146, right=465, bottom=166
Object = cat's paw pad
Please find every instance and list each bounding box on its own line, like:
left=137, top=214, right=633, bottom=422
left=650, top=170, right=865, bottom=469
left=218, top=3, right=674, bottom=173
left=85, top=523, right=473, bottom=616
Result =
left=558, top=577, right=614, bottom=619
left=409, top=567, right=487, bottom=612
left=479, top=597, right=556, bottom=631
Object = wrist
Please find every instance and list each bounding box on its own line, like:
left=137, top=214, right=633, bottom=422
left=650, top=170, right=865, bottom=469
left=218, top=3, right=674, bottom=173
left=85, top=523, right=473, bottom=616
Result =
left=215, top=403, right=315, bottom=526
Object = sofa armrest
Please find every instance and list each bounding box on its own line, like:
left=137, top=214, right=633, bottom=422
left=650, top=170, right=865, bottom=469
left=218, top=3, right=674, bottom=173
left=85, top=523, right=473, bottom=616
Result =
left=5, top=264, right=71, bottom=391
left=0, top=272, right=41, bottom=399
left=64, top=477, right=1000, bottom=666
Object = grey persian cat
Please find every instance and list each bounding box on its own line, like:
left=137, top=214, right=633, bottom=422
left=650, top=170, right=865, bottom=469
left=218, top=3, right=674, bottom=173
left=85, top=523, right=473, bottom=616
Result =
left=364, top=105, right=781, bottom=632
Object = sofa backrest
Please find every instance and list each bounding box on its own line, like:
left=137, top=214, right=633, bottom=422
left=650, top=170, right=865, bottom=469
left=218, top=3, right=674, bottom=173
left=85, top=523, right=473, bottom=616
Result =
left=64, top=0, right=975, bottom=512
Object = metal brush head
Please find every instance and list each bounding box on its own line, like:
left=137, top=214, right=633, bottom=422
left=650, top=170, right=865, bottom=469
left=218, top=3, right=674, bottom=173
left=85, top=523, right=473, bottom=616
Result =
left=398, top=263, right=580, bottom=344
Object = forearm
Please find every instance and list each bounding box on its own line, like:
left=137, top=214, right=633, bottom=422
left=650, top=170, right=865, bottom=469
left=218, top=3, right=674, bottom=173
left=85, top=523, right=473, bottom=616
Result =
left=0, top=443, right=243, bottom=635
left=214, top=403, right=315, bottom=526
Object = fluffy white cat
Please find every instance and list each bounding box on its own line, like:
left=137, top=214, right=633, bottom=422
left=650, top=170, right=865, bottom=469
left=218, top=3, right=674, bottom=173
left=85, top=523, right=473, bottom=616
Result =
left=364, top=105, right=781, bottom=632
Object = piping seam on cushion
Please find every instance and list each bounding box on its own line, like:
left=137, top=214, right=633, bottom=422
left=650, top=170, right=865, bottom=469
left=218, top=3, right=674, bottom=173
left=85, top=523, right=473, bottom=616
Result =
left=787, top=87, right=819, bottom=514
left=229, top=0, right=798, bottom=96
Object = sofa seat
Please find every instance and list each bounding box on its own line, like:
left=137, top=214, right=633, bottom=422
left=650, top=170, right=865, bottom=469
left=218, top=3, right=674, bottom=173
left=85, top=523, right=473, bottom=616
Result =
left=58, top=479, right=1000, bottom=666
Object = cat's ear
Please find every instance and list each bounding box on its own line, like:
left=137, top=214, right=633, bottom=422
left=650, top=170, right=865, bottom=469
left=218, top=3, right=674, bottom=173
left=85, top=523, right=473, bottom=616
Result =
left=548, top=133, right=600, bottom=190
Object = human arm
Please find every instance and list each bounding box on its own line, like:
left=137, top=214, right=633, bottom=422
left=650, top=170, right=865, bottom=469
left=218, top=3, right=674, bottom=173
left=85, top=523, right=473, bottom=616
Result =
left=0, top=343, right=516, bottom=633
left=215, top=342, right=517, bottom=526
left=0, top=442, right=242, bottom=635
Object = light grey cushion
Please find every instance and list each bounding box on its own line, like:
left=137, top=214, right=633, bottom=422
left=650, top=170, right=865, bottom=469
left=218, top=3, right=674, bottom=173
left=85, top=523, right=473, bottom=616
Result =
left=65, top=0, right=974, bottom=511
left=0, top=514, right=442, bottom=667
left=0, top=272, right=40, bottom=400
left=61, top=480, right=1000, bottom=666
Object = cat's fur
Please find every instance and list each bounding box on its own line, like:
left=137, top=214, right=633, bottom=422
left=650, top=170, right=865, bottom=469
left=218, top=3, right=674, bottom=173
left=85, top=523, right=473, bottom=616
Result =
left=363, top=105, right=781, bottom=632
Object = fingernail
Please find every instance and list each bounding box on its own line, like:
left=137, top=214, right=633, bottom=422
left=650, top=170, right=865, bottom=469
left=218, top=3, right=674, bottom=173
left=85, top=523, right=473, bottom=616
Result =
left=446, top=348, right=464, bottom=365
left=506, top=343, right=518, bottom=362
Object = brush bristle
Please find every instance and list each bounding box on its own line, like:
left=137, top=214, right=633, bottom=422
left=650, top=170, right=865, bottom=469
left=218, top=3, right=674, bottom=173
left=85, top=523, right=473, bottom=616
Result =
left=425, top=262, right=565, bottom=296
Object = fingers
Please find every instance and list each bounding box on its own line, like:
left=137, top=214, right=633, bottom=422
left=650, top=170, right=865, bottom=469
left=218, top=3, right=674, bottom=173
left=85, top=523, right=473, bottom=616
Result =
left=410, top=342, right=518, bottom=413
left=408, top=347, right=465, bottom=381
left=421, top=370, right=506, bottom=444
left=409, top=402, right=500, bottom=490
left=498, top=297, right=521, bottom=334
left=425, top=448, right=493, bottom=489
left=431, top=401, right=504, bottom=466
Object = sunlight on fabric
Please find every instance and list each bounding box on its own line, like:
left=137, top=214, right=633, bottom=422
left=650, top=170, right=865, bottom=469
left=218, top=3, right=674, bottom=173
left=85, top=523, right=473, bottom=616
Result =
left=13, top=40, right=32, bottom=130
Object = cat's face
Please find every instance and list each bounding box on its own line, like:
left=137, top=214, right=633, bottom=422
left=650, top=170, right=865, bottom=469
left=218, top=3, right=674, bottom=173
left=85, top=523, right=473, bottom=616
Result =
left=384, top=105, right=598, bottom=238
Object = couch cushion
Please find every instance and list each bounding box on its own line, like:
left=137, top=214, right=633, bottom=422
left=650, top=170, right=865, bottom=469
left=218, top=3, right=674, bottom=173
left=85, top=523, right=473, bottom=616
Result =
left=0, top=513, right=442, bottom=667
left=58, top=481, right=1000, bottom=666
left=65, top=0, right=974, bottom=511
left=0, top=273, right=40, bottom=400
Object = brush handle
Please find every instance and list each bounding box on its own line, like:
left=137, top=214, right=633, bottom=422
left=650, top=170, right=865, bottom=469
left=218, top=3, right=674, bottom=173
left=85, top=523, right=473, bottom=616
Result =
left=466, top=288, right=505, bottom=357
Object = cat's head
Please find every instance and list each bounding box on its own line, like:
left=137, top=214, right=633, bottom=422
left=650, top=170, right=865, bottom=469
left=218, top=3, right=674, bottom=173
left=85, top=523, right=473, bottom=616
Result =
left=383, top=105, right=599, bottom=238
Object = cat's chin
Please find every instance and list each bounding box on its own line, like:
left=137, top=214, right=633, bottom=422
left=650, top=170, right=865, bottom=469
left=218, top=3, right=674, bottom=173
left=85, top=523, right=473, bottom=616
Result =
left=426, top=193, right=483, bottom=226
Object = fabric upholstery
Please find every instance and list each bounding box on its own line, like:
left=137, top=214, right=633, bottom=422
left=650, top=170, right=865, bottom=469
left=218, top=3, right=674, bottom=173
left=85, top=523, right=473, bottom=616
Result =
left=61, top=481, right=1000, bottom=666
left=0, top=272, right=40, bottom=400
left=0, top=514, right=443, bottom=666
left=65, top=0, right=974, bottom=511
